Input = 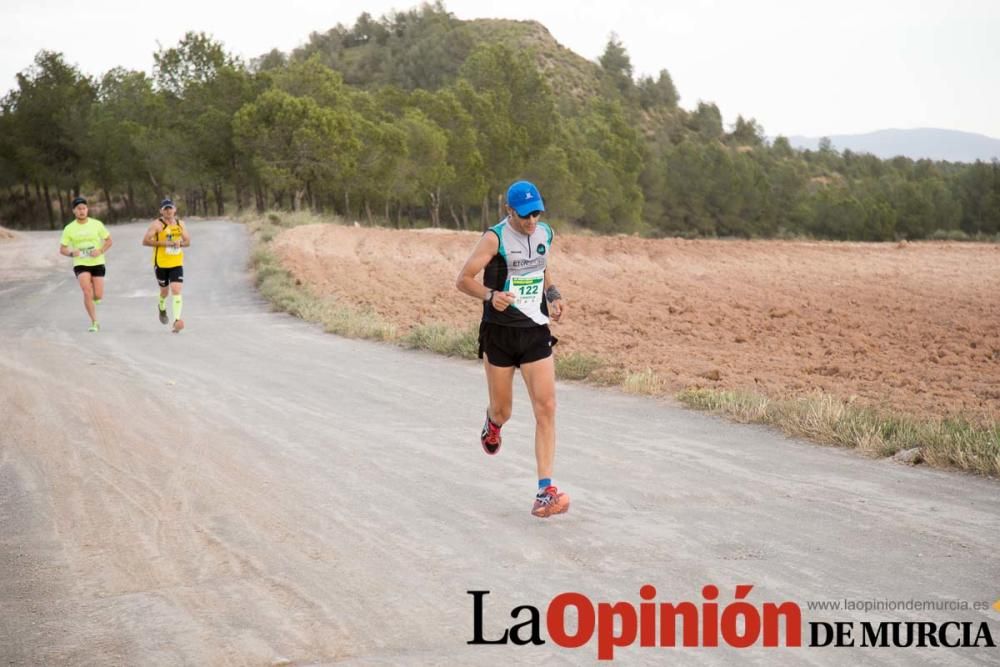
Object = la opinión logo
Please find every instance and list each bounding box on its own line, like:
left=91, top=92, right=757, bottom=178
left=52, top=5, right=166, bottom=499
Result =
left=468, top=585, right=801, bottom=660
left=467, top=586, right=998, bottom=660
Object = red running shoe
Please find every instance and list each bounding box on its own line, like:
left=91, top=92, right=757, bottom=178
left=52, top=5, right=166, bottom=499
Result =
left=480, top=412, right=502, bottom=455
left=532, top=486, right=570, bottom=518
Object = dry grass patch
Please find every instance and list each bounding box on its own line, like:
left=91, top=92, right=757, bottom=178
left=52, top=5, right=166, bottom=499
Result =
left=622, top=368, right=666, bottom=395
left=555, top=352, right=605, bottom=381
left=402, top=324, right=478, bottom=359
left=678, top=388, right=1000, bottom=477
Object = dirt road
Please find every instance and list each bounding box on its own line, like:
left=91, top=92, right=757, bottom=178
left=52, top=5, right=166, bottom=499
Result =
left=1, top=221, right=998, bottom=665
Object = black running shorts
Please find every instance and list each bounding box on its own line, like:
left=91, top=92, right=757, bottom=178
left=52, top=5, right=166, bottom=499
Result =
left=479, top=322, right=556, bottom=368
left=74, top=264, right=106, bottom=278
left=155, top=265, right=184, bottom=287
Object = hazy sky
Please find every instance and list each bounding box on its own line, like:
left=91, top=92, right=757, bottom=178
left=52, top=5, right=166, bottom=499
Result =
left=3, top=0, right=998, bottom=138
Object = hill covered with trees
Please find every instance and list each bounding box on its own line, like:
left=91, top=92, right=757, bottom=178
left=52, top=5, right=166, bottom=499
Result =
left=2, top=1, right=998, bottom=240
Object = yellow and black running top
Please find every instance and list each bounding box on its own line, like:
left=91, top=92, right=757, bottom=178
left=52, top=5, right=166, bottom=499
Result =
left=152, top=218, right=184, bottom=268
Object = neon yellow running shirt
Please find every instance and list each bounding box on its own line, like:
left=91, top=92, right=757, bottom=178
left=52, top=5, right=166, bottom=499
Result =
left=60, top=218, right=110, bottom=267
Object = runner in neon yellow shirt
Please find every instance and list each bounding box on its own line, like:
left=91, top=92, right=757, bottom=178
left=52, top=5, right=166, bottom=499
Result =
left=59, top=197, right=113, bottom=332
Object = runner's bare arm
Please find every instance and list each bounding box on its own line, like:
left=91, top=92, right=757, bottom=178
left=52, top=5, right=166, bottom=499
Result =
left=456, top=233, right=499, bottom=300
left=456, top=232, right=515, bottom=309
left=60, top=244, right=77, bottom=257
left=98, top=234, right=113, bottom=255
left=142, top=222, right=160, bottom=247
left=178, top=220, right=191, bottom=247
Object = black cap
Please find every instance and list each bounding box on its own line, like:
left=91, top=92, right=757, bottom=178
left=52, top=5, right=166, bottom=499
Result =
left=71, top=196, right=87, bottom=207
left=160, top=198, right=175, bottom=209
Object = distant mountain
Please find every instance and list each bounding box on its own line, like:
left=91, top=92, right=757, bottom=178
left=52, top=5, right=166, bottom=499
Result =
left=787, top=128, right=1000, bottom=163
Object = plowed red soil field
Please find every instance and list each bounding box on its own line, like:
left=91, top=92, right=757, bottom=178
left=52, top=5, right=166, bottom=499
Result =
left=274, top=224, right=1000, bottom=421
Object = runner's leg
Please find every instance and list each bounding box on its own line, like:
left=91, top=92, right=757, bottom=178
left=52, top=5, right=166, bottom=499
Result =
left=484, top=356, right=515, bottom=426
left=170, top=279, right=183, bottom=321
left=520, top=354, right=557, bottom=481
left=78, top=273, right=96, bottom=322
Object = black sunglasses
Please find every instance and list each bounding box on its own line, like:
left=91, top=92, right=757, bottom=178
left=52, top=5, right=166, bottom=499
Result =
left=518, top=210, right=543, bottom=220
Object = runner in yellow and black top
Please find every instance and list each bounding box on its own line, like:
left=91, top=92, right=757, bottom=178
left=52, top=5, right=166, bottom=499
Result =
left=59, top=196, right=113, bottom=332
left=142, top=198, right=190, bottom=332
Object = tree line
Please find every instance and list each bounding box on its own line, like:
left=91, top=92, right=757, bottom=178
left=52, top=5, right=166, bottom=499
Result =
left=2, top=2, right=998, bottom=240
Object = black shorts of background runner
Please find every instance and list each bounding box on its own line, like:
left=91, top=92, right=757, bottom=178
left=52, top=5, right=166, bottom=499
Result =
left=155, top=266, right=184, bottom=287
left=479, top=322, right=557, bottom=367
left=73, top=264, right=106, bottom=278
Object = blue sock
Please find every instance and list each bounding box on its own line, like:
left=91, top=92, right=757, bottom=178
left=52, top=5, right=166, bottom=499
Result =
left=538, top=478, right=552, bottom=492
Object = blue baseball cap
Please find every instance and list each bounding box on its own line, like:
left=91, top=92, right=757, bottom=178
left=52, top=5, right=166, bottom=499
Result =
left=160, top=198, right=175, bottom=209
left=506, top=180, right=545, bottom=217
left=71, top=196, right=87, bottom=207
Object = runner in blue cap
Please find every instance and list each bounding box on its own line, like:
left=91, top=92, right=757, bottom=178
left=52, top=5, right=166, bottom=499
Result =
left=456, top=180, right=570, bottom=518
